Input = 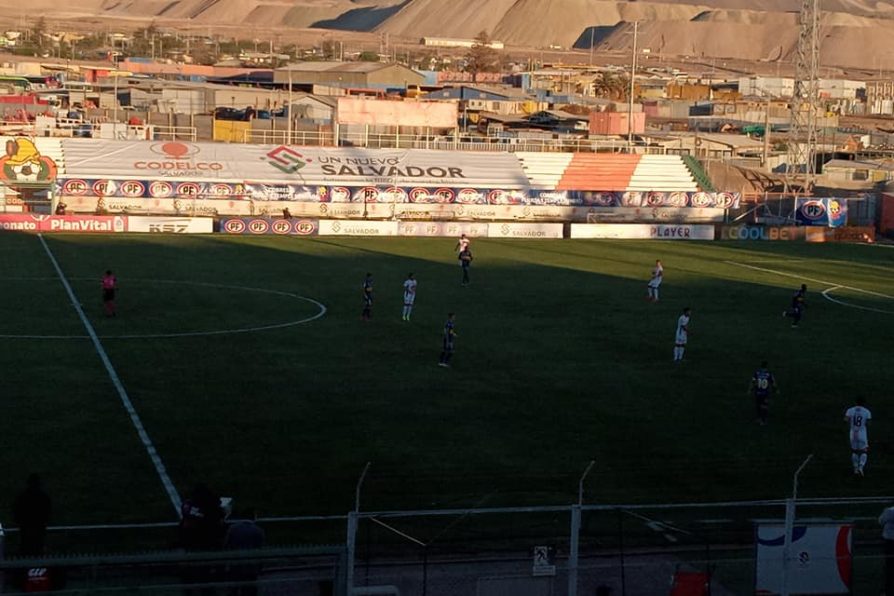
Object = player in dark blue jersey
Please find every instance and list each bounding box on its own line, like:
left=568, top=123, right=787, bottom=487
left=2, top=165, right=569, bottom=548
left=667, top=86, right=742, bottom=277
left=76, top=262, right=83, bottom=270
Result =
left=783, top=284, right=807, bottom=327
left=438, top=313, right=457, bottom=367
left=750, top=360, right=777, bottom=425
left=458, top=248, right=473, bottom=286
left=361, top=273, right=373, bottom=321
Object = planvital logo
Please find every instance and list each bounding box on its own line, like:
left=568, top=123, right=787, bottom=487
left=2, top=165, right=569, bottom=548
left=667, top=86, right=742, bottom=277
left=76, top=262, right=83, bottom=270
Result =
left=263, top=146, right=311, bottom=174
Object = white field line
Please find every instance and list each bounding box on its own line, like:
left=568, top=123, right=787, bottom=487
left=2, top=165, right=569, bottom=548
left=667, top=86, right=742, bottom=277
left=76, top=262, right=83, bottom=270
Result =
left=821, top=286, right=894, bottom=315
left=0, top=278, right=327, bottom=340
left=725, top=260, right=894, bottom=300
left=38, top=235, right=182, bottom=516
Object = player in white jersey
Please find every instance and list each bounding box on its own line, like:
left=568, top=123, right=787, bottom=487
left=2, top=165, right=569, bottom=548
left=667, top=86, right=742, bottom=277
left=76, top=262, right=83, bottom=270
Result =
left=647, top=260, right=664, bottom=302
left=673, top=307, right=691, bottom=362
left=845, top=397, right=872, bottom=476
left=402, top=273, right=417, bottom=321
left=455, top=233, right=470, bottom=253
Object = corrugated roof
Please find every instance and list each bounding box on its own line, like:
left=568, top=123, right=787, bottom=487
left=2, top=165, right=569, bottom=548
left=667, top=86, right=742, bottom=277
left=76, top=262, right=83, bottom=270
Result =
left=278, top=62, right=404, bottom=74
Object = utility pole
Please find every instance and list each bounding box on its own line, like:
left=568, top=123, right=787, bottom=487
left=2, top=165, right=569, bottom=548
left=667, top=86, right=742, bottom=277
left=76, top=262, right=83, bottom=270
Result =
left=785, top=0, right=820, bottom=196
left=627, top=21, right=638, bottom=148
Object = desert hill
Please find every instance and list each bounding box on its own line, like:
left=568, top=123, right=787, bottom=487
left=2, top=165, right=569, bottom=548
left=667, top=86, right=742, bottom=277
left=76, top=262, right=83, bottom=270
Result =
left=4, top=0, right=894, bottom=70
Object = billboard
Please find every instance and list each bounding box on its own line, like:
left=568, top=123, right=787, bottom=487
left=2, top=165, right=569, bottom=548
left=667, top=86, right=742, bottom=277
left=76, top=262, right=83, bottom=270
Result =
left=398, top=221, right=489, bottom=237
left=318, top=220, right=399, bottom=236
left=795, top=198, right=848, bottom=227
left=337, top=97, right=458, bottom=128
left=127, top=217, right=213, bottom=234
left=570, top=224, right=715, bottom=240
left=0, top=214, right=128, bottom=233
left=218, top=217, right=319, bottom=236
left=486, top=223, right=564, bottom=239
left=721, top=226, right=806, bottom=241
left=755, top=523, right=852, bottom=594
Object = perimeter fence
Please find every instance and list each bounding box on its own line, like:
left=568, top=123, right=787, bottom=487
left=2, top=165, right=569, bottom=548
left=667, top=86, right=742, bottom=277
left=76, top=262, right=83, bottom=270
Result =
left=1, top=496, right=890, bottom=595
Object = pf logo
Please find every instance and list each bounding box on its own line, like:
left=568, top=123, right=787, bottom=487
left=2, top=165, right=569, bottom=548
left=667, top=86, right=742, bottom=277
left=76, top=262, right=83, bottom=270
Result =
left=248, top=219, right=270, bottom=234
left=224, top=219, right=246, bottom=234
left=62, top=179, right=88, bottom=195
left=295, top=220, right=316, bottom=235
left=150, top=141, right=200, bottom=159
left=271, top=220, right=291, bottom=234
left=801, top=200, right=826, bottom=220
left=121, top=181, right=146, bottom=197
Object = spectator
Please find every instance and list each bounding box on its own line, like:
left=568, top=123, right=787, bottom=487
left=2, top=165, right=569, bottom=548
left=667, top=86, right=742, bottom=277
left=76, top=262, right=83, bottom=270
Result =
left=880, top=504, right=894, bottom=594
left=224, top=509, right=266, bottom=596
left=54, top=200, right=67, bottom=215
left=13, top=474, right=52, bottom=556
left=179, top=484, right=226, bottom=595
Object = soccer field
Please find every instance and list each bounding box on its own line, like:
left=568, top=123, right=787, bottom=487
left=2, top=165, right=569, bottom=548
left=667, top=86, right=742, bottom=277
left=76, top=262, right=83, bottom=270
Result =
left=2, top=233, right=893, bottom=529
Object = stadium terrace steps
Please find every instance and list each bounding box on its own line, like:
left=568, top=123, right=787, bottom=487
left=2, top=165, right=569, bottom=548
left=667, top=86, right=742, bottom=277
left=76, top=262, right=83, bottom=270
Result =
left=516, top=152, right=698, bottom=192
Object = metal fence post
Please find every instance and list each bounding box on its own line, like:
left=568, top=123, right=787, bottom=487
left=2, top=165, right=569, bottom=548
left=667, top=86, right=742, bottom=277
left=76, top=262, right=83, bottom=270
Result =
left=569, top=504, right=581, bottom=596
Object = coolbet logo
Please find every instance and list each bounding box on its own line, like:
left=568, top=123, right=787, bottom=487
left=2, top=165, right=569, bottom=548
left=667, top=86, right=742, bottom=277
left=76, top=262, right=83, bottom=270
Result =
left=263, top=146, right=311, bottom=174
left=0, top=138, right=57, bottom=184
left=135, top=142, right=223, bottom=174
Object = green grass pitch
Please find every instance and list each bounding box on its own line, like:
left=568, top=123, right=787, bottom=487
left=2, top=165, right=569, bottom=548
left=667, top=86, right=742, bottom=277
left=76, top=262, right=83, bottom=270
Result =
left=0, top=233, right=892, bottom=527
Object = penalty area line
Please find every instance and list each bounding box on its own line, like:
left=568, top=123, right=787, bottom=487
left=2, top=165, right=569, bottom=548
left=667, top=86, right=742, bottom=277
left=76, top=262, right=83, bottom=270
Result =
left=38, top=235, right=182, bottom=516
left=724, top=260, right=894, bottom=300
left=821, top=286, right=894, bottom=315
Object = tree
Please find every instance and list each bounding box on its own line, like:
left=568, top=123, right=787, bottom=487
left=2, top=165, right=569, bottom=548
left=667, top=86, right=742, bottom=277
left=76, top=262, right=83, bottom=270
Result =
left=465, top=31, right=499, bottom=82
left=358, top=51, right=380, bottom=62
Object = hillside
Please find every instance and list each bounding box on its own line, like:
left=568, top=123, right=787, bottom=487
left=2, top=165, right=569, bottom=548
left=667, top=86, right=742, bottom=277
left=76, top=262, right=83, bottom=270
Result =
left=3, top=0, right=894, bottom=69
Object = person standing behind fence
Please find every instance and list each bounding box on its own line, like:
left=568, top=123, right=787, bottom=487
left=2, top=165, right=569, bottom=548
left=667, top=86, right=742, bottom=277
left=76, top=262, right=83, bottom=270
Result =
left=13, top=473, right=51, bottom=557
left=438, top=313, right=457, bottom=368
left=881, top=505, right=894, bottom=595
left=101, top=270, right=117, bottom=317
left=224, top=509, right=266, bottom=596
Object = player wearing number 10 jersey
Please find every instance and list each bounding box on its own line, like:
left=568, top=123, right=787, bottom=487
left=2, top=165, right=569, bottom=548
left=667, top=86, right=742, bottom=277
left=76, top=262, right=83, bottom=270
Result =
left=845, top=398, right=872, bottom=476
left=750, top=361, right=777, bottom=425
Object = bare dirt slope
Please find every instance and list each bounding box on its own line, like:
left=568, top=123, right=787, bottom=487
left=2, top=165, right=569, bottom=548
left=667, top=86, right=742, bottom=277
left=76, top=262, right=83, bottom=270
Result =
left=6, top=0, right=894, bottom=69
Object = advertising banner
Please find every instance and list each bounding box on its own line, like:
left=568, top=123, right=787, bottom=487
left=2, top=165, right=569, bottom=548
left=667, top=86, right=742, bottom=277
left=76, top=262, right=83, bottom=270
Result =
left=486, top=223, right=564, bottom=239
left=60, top=139, right=531, bottom=188
left=587, top=207, right=726, bottom=223
left=127, top=217, right=214, bottom=234
left=218, top=217, right=319, bottom=236
left=755, top=523, right=852, bottom=594
left=720, top=226, right=806, bottom=241
left=795, top=198, right=848, bottom=227
left=561, top=191, right=740, bottom=209
left=61, top=195, right=254, bottom=217
left=336, top=97, right=458, bottom=128
left=0, top=214, right=127, bottom=233
left=570, top=224, right=715, bottom=240
left=805, top=226, right=876, bottom=243
left=318, top=220, right=399, bottom=236
left=398, top=221, right=489, bottom=237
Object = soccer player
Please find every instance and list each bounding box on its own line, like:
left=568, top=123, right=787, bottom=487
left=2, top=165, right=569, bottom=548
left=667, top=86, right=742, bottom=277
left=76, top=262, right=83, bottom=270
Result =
left=455, top=233, right=470, bottom=253
left=458, top=248, right=473, bottom=286
left=673, top=307, right=691, bottom=362
left=647, top=259, right=664, bottom=302
left=845, top=397, right=872, bottom=476
left=749, top=361, right=777, bottom=425
left=783, top=284, right=807, bottom=328
left=438, top=313, right=457, bottom=367
left=402, top=273, right=417, bottom=321
left=361, top=272, right=373, bottom=321
left=101, top=270, right=117, bottom=317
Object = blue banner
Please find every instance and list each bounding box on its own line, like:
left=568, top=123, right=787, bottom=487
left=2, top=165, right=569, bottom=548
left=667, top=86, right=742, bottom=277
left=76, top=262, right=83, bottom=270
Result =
left=795, top=198, right=848, bottom=227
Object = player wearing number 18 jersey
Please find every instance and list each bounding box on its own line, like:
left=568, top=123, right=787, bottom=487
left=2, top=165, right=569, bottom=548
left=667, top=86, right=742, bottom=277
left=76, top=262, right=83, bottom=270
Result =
left=750, top=361, right=777, bottom=425
left=845, top=398, right=872, bottom=476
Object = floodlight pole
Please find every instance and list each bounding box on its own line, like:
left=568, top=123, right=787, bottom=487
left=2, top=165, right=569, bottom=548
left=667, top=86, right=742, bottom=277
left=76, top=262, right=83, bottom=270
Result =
left=781, top=454, right=813, bottom=596
left=627, top=21, right=638, bottom=149
left=345, top=461, right=370, bottom=596
left=569, top=460, right=595, bottom=596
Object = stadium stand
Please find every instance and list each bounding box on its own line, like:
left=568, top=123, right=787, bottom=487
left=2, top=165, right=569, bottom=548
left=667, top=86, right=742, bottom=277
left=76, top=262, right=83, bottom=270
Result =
left=682, top=154, right=716, bottom=192
left=517, top=152, right=698, bottom=192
